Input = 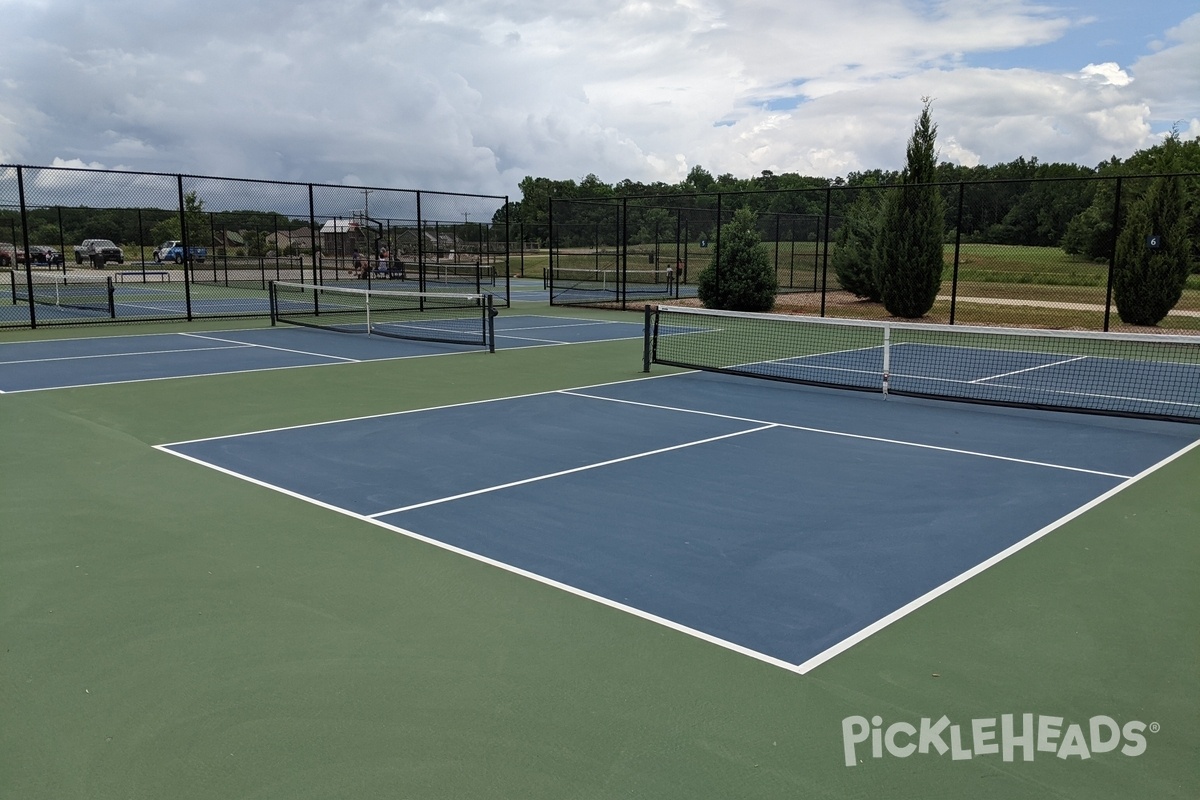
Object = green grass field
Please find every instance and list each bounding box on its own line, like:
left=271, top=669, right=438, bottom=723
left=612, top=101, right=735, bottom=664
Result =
left=2, top=307, right=1198, bottom=800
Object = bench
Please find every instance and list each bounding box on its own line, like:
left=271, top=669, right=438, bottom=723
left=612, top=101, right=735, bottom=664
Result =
left=372, top=261, right=410, bottom=280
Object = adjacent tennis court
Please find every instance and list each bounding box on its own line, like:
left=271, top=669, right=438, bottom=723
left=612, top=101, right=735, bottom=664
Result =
left=3, top=304, right=1198, bottom=800
left=0, top=313, right=647, bottom=391
left=3, top=270, right=555, bottom=325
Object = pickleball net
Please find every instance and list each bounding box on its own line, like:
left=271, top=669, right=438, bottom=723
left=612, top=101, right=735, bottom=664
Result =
left=270, top=281, right=495, bottom=351
left=10, top=270, right=116, bottom=317
left=645, top=305, right=1200, bottom=423
left=547, top=267, right=677, bottom=304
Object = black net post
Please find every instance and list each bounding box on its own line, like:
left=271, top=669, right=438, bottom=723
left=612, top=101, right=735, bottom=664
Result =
left=1102, top=176, right=1122, bottom=333
left=643, top=304, right=654, bottom=372
left=487, top=293, right=495, bottom=353
left=104, top=276, right=115, bottom=318
left=949, top=182, right=965, bottom=325
left=176, top=175, right=194, bottom=321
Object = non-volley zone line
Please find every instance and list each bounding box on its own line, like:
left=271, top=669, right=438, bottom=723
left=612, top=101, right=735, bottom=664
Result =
left=0, top=329, right=368, bottom=393
left=559, top=390, right=1132, bottom=479
left=0, top=342, right=251, bottom=366
left=371, top=385, right=1132, bottom=518
left=365, top=423, right=779, bottom=516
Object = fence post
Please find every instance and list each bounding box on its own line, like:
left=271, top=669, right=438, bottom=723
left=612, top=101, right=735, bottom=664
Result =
left=177, top=175, right=194, bottom=321
left=714, top=192, right=722, bottom=302
left=503, top=196, right=512, bottom=306
left=16, top=166, right=37, bottom=328
left=620, top=197, right=628, bottom=308
left=416, top=191, right=425, bottom=293
left=56, top=206, right=66, bottom=275
left=819, top=186, right=832, bottom=317
left=1102, top=176, right=1122, bottom=332
left=949, top=182, right=965, bottom=325
left=547, top=198, right=555, bottom=302
left=307, top=184, right=318, bottom=284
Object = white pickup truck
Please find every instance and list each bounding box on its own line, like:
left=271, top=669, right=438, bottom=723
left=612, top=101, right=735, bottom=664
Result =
left=74, top=239, right=125, bottom=267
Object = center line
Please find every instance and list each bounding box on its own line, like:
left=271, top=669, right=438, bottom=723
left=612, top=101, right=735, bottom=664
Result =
left=367, top=424, right=777, bottom=517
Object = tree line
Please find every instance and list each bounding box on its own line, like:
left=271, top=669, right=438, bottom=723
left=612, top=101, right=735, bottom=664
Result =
left=0, top=199, right=309, bottom=255
left=501, top=131, right=1200, bottom=267
left=693, top=102, right=1197, bottom=326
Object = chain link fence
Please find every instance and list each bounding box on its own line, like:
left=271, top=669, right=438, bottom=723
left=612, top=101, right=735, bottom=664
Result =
left=1, top=165, right=510, bottom=329
left=550, top=174, right=1200, bottom=332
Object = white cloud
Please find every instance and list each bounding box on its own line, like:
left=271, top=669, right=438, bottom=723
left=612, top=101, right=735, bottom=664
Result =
left=1077, top=62, right=1133, bottom=86
left=0, top=2, right=1196, bottom=196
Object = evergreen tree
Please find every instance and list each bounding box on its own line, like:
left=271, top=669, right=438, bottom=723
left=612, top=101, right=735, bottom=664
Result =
left=831, top=192, right=882, bottom=300
left=872, top=99, right=946, bottom=318
left=1112, top=134, right=1192, bottom=326
left=696, top=206, right=777, bottom=311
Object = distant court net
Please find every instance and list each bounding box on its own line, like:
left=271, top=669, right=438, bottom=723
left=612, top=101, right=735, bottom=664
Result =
left=546, top=267, right=674, bottom=291
left=547, top=267, right=677, bottom=305
left=10, top=270, right=115, bottom=317
left=423, top=262, right=497, bottom=287
left=645, top=305, right=1200, bottom=423
left=270, top=281, right=495, bottom=351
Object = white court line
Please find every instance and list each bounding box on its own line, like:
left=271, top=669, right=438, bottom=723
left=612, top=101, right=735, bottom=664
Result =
left=160, top=372, right=684, bottom=446
left=794, top=435, right=1200, bottom=674
left=495, top=333, right=574, bottom=345
left=560, top=390, right=1133, bottom=479
left=0, top=316, right=639, bottom=392
left=366, top=424, right=778, bottom=517
left=0, top=344, right=250, bottom=366
left=181, top=332, right=361, bottom=362
left=152, top=442, right=803, bottom=673
left=500, top=319, right=627, bottom=332
left=0, top=349, right=478, bottom=394
left=970, top=354, right=1090, bottom=384
left=155, top=370, right=1200, bottom=675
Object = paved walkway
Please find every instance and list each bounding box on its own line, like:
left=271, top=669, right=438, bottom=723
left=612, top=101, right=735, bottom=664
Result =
left=943, top=295, right=1200, bottom=318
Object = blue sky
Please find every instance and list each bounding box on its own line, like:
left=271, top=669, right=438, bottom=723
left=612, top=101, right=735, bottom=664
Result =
left=0, top=1, right=1197, bottom=196
left=967, top=1, right=1188, bottom=74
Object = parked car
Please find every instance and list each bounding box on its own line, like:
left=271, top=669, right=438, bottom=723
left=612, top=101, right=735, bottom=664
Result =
left=0, top=242, right=16, bottom=267
left=153, top=240, right=207, bottom=263
left=17, top=245, right=65, bottom=267
left=74, top=239, right=125, bottom=267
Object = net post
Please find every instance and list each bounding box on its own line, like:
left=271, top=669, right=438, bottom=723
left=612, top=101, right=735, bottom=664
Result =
left=642, top=304, right=653, bottom=372
left=487, top=294, right=496, bottom=353
left=268, top=281, right=277, bottom=325
left=105, top=276, right=115, bottom=319
left=880, top=324, right=891, bottom=398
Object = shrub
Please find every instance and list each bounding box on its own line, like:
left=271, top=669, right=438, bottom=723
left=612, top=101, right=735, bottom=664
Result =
left=697, top=206, right=777, bottom=311
left=1113, top=139, right=1191, bottom=325
left=831, top=194, right=882, bottom=300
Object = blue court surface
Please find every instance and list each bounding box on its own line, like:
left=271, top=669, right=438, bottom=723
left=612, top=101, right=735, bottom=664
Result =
left=158, top=370, right=1200, bottom=672
left=0, top=314, right=644, bottom=392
